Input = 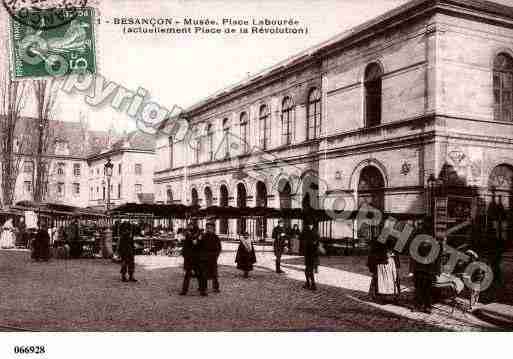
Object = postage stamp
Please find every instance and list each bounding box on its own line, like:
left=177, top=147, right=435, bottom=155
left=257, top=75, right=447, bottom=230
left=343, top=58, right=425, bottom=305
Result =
left=9, top=6, right=97, bottom=79
left=3, top=0, right=89, bottom=30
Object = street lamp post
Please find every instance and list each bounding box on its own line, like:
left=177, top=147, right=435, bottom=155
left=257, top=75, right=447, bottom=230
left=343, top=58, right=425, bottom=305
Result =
left=102, top=158, right=114, bottom=258
left=104, top=158, right=114, bottom=212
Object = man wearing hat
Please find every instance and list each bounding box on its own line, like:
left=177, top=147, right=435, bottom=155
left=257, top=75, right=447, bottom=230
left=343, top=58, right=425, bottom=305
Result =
left=119, top=219, right=137, bottom=282
left=180, top=222, right=205, bottom=296
left=200, top=219, right=222, bottom=293
left=272, top=219, right=288, bottom=273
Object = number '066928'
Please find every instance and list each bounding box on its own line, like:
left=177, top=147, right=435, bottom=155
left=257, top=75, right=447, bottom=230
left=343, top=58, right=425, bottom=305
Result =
left=13, top=345, right=46, bottom=354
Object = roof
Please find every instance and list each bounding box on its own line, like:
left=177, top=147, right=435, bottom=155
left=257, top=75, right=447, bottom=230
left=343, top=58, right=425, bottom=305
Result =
left=5, top=117, right=154, bottom=159
left=10, top=117, right=115, bottom=158
left=111, top=131, right=155, bottom=152
left=178, top=0, right=513, bottom=118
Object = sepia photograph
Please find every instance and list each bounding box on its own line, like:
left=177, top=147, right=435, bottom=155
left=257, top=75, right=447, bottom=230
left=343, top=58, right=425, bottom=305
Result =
left=1, top=0, right=513, bottom=356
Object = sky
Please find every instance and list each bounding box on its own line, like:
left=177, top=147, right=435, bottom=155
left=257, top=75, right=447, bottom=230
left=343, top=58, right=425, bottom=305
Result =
left=1, top=0, right=513, bottom=132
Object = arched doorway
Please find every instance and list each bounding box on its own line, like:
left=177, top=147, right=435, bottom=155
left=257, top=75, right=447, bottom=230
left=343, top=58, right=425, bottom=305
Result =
left=488, top=164, right=513, bottom=246
left=191, top=188, right=199, bottom=207
left=279, top=179, right=292, bottom=228
left=237, top=183, right=247, bottom=234
left=256, top=181, right=267, bottom=238
left=219, top=185, right=229, bottom=235
left=301, top=171, right=319, bottom=210
left=166, top=187, right=173, bottom=204
left=357, top=166, right=385, bottom=243
left=204, top=187, right=213, bottom=207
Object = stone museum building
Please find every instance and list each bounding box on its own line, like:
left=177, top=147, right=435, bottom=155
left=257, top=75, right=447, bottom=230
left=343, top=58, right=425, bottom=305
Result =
left=154, top=0, right=513, bottom=245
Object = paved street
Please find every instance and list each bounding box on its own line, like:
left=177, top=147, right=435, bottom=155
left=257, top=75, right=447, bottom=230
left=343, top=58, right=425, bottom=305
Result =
left=0, top=243, right=505, bottom=331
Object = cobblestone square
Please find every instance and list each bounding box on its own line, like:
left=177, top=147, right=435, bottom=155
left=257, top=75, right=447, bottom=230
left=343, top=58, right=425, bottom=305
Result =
left=0, top=244, right=503, bottom=331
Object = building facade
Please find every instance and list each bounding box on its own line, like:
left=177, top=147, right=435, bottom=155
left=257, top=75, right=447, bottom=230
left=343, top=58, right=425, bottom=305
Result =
left=87, top=132, right=156, bottom=209
left=154, top=0, right=513, bottom=244
left=6, top=118, right=155, bottom=210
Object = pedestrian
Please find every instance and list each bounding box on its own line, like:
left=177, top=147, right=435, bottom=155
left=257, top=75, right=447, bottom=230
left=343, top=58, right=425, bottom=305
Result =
left=290, top=224, right=300, bottom=255
left=367, top=239, right=400, bottom=302
left=201, top=221, right=221, bottom=293
left=301, top=221, right=320, bottom=290
left=16, top=216, right=27, bottom=248
left=180, top=223, right=207, bottom=296
left=235, top=232, right=256, bottom=278
left=34, top=220, right=50, bottom=261
left=0, top=218, right=16, bottom=249
left=272, top=219, right=288, bottom=274
left=118, top=219, right=137, bottom=282
left=413, top=240, right=438, bottom=313
left=66, top=218, right=82, bottom=258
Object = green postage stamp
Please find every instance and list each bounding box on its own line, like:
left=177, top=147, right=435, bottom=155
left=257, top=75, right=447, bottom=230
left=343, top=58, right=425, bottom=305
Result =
left=9, top=7, right=97, bottom=79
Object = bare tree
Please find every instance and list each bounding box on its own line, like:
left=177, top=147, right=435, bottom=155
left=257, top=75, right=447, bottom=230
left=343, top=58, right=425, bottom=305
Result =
left=0, top=74, right=29, bottom=208
left=33, top=78, right=60, bottom=203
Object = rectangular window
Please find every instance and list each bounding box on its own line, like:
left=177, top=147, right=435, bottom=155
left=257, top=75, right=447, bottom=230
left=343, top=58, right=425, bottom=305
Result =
left=169, top=136, right=174, bottom=168
left=135, top=184, right=142, bottom=193
left=194, top=139, right=201, bottom=164
left=135, top=164, right=142, bottom=175
left=73, top=183, right=80, bottom=195
left=73, top=163, right=81, bottom=177
left=240, top=122, right=248, bottom=153
left=23, top=161, right=34, bottom=174
left=118, top=163, right=122, bottom=175
left=24, top=181, right=32, bottom=193
left=57, top=182, right=65, bottom=197
left=118, top=183, right=121, bottom=198
left=90, top=186, right=93, bottom=200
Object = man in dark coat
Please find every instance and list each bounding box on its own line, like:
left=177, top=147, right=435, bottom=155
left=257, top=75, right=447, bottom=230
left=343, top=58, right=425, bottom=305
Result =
left=119, top=220, right=137, bottom=282
left=200, top=221, right=222, bottom=292
left=34, top=220, right=50, bottom=261
left=272, top=219, right=288, bottom=273
left=413, top=240, right=439, bottom=313
left=301, top=221, right=320, bottom=290
left=180, top=223, right=206, bottom=296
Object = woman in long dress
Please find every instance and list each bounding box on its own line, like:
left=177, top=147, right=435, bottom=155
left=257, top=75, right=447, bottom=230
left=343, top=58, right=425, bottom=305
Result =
left=0, top=218, right=16, bottom=249
left=235, top=232, right=256, bottom=278
left=367, top=240, right=400, bottom=302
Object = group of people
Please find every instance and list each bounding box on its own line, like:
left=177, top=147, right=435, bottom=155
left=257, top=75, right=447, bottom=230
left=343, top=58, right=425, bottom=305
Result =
left=180, top=221, right=222, bottom=296
left=271, top=219, right=320, bottom=289
left=0, top=217, right=48, bottom=260
left=115, top=217, right=323, bottom=294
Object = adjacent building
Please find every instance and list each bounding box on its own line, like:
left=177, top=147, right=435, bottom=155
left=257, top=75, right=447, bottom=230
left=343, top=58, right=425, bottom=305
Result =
left=5, top=118, right=155, bottom=210
left=154, top=0, right=513, bottom=246
left=87, top=131, right=156, bottom=210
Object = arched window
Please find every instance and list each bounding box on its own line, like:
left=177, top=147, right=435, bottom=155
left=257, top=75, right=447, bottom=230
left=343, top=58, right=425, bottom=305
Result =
left=281, top=97, right=294, bottom=145
left=494, top=53, right=513, bottom=123
left=206, top=124, right=214, bottom=161
left=222, top=118, right=230, bottom=158
left=307, top=88, right=321, bottom=140
left=259, top=104, right=271, bottom=149
left=240, top=112, right=249, bottom=153
left=364, top=63, right=383, bottom=128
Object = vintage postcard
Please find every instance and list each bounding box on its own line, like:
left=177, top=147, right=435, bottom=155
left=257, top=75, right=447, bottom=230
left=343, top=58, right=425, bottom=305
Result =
left=0, top=0, right=512, bottom=357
